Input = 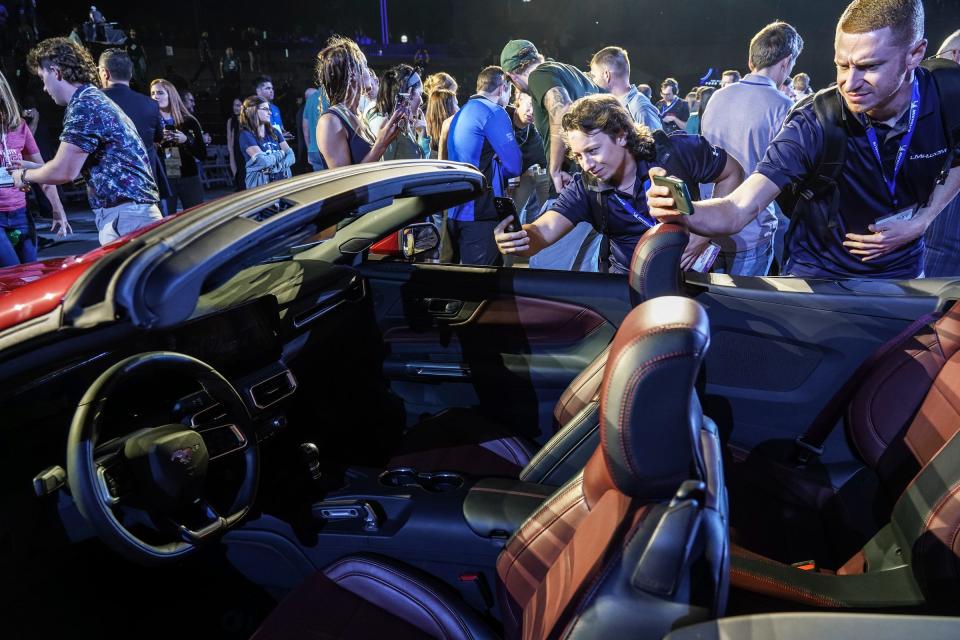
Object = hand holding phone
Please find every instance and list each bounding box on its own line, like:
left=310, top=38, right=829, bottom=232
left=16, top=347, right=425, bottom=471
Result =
left=493, top=196, right=521, bottom=233
left=393, top=92, right=410, bottom=117
left=651, top=175, right=695, bottom=215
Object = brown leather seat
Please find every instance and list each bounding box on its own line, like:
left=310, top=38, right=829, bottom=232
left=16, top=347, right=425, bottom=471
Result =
left=388, top=223, right=690, bottom=479
left=728, top=302, right=960, bottom=610
left=253, top=297, right=728, bottom=639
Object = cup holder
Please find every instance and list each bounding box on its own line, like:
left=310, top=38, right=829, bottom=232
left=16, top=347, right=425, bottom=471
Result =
left=380, top=468, right=464, bottom=493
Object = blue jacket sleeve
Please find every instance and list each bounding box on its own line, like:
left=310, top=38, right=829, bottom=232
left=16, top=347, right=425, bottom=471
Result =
left=484, top=108, right=523, bottom=179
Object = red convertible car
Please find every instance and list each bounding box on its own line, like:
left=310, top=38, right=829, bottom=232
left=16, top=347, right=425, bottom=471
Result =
left=0, top=161, right=957, bottom=638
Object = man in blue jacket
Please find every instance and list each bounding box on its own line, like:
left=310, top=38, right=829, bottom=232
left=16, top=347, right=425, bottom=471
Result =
left=446, top=66, right=522, bottom=265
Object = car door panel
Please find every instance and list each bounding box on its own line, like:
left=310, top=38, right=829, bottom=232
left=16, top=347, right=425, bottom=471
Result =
left=359, top=263, right=630, bottom=442
left=688, top=274, right=944, bottom=458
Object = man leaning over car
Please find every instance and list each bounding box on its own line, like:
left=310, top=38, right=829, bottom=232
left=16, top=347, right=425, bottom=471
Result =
left=648, top=0, right=960, bottom=280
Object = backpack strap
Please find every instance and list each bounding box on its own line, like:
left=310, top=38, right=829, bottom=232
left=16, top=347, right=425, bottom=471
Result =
left=920, top=58, right=960, bottom=185
left=775, top=88, right=849, bottom=216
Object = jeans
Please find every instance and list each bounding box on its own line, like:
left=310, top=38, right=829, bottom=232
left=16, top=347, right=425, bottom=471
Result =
left=95, top=202, right=164, bottom=245
left=527, top=198, right=602, bottom=272
left=924, top=194, right=960, bottom=277
left=447, top=219, right=502, bottom=266
left=307, top=151, right=327, bottom=172
left=0, top=207, right=36, bottom=267
left=712, top=239, right=775, bottom=277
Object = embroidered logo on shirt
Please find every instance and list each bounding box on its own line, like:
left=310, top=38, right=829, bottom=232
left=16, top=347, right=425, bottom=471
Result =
left=910, top=148, right=947, bottom=161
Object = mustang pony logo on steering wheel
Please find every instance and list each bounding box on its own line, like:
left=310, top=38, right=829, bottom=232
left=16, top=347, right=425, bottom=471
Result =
left=170, top=445, right=199, bottom=465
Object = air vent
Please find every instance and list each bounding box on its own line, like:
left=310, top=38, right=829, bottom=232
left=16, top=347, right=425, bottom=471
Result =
left=248, top=370, right=297, bottom=408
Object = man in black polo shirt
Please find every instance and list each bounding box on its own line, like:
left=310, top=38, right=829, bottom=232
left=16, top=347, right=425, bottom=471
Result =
left=649, top=0, right=960, bottom=280
left=494, top=95, right=742, bottom=273
left=500, top=39, right=601, bottom=271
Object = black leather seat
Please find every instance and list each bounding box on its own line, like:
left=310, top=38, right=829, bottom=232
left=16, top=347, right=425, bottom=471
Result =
left=388, top=223, right=690, bottom=482
left=252, top=296, right=728, bottom=640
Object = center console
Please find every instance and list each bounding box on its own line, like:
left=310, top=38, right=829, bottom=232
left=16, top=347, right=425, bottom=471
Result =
left=223, top=464, right=556, bottom=615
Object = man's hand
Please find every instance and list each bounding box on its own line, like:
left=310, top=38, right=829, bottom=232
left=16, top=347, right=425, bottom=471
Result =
left=645, top=167, right=689, bottom=227
left=494, top=215, right=529, bottom=255
left=51, top=211, right=72, bottom=238
left=662, top=114, right=678, bottom=124
left=551, top=169, right=573, bottom=193
left=681, top=233, right=711, bottom=271
left=843, top=217, right=925, bottom=262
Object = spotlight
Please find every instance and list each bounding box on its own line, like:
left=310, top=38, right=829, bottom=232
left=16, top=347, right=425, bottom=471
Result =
left=401, top=34, right=408, bottom=43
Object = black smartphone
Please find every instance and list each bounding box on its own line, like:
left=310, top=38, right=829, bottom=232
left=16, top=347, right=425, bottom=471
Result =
left=393, top=92, right=410, bottom=115
left=493, top=196, right=521, bottom=232
left=163, top=123, right=176, bottom=131
left=652, top=175, right=695, bottom=215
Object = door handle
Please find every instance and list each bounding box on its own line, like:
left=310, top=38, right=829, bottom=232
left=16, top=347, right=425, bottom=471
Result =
left=422, top=298, right=463, bottom=316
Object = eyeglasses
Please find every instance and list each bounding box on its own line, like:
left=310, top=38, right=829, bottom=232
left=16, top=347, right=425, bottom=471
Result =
left=938, top=49, right=960, bottom=59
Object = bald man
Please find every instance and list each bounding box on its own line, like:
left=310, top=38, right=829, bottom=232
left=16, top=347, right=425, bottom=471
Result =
left=923, top=29, right=960, bottom=276
left=936, top=29, right=960, bottom=62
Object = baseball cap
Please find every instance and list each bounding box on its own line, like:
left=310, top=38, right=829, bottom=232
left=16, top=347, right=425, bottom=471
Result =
left=500, top=39, right=540, bottom=73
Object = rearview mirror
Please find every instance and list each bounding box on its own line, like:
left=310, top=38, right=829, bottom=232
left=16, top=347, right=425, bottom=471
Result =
left=401, top=222, right=440, bottom=259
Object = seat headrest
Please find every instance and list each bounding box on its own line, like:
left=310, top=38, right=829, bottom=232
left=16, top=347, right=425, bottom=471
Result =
left=597, top=296, right=710, bottom=499
left=629, top=223, right=689, bottom=307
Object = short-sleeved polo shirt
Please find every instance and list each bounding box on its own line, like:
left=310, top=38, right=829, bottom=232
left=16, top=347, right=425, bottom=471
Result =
left=756, top=67, right=960, bottom=279
left=552, top=133, right=727, bottom=273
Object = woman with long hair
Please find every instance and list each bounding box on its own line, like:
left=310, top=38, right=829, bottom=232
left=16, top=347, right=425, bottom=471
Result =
left=315, top=35, right=402, bottom=168
left=425, top=88, right=457, bottom=159
left=149, top=78, right=206, bottom=213
left=0, top=73, right=69, bottom=267
left=366, top=63, right=427, bottom=160
left=225, top=97, right=245, bottom=191
left=238, top=95, right=294, bottom=189
left=423, top=72, right=458, bottom=100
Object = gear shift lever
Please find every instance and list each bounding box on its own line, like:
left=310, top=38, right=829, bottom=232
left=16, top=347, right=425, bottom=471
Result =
left=299, top=442, right=323, bottom=483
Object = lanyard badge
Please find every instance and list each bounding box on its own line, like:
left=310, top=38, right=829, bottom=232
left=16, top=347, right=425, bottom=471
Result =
left=610, top=192, right=657, bottom=228
left=862, top=76, right=921, bottom=208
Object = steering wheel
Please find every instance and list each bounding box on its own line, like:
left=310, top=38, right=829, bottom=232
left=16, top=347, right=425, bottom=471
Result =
left=67, top=352, right=259, bottom=565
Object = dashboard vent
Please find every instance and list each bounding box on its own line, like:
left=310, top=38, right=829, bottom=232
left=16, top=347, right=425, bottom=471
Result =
left=249, top=370, right=297, bottom=408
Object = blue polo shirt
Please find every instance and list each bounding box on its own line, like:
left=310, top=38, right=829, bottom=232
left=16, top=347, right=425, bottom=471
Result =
left=447, top=95, right=523, bottom=222
left=553, top=133, right=727, bottom=273
left=756, top=67, right=960, bottom=279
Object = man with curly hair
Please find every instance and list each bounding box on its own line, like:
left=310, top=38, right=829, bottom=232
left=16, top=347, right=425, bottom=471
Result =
left=14, top=37, right=162, bottom=245
left=494, top=94, right=743, bottom=273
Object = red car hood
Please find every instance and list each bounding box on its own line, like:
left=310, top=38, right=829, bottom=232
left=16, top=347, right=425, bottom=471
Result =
left=0, top=217, right=169, bottom=332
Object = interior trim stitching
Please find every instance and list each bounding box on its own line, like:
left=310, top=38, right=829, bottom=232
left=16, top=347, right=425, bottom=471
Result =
left=524, top=405, right=597, bottom=479
left=730, top=566, right=843, bottom=607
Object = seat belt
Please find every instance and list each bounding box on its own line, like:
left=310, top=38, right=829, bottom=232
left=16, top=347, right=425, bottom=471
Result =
left=792, top=311, right=939, bottom=464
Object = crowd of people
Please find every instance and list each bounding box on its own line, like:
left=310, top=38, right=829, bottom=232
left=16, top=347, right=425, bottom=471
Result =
left=0, top=0, right=959, bottom=286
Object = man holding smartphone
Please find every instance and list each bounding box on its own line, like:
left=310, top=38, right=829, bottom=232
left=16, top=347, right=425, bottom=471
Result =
left=649, top=0, right=960, bottom=280
left=495, top=95, right=742, bottom=274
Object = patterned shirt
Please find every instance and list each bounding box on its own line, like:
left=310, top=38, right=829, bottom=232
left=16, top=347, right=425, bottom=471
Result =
left=60, top=84, right=159, bottom=209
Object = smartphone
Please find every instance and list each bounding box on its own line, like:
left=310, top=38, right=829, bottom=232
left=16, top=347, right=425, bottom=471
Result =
left=394, top=92, right=410, bottom=115
left=652, top=175, right=695, bottom=215
left=493, top=196, right=521, bottom=233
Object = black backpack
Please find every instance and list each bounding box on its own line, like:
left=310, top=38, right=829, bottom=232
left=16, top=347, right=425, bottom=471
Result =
left=591, top=129, right=696, bottom=272
left=776, top=57, right=960, bottom=218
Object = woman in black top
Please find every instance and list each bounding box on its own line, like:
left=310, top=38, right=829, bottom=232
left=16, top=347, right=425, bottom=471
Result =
left=150, top=78, right=206, bottom=213
left=315, top=35, right=402, bottom=168
left=226, top=97, right=245, bottom=191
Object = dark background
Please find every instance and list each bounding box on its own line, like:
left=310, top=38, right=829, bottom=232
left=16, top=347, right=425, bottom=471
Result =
left=30, top=0, right=960, bottom=92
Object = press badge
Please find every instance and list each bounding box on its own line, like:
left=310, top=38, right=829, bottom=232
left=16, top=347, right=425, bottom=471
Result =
left=874, top=207, right=915, bottom=226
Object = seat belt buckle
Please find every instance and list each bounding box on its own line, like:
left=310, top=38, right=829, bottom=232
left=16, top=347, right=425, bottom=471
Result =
left=792, top=436, right=824, bottom=465
left=791, top=559, right=817, bottom=572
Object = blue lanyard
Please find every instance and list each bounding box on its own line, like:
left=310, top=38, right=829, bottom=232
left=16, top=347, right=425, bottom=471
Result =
left=659, top=98, right=678, bottom=117
left=610, top=192, right=656, bottom=228
left=862, top=76, right=920, bottom=207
